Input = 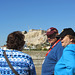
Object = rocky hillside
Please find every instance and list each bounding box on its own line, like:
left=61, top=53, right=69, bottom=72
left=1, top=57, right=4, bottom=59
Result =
left=22, top=29, right=47, bottom=46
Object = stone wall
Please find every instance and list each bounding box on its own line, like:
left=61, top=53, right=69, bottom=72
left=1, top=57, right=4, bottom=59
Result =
left=23, top=51, right=47, bottom=75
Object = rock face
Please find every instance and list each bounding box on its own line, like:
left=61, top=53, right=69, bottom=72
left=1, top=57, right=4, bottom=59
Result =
left=22, top=29, right=47, bottom=46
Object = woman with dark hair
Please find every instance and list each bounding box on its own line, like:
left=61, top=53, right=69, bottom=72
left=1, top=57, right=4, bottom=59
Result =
left=7, top=31, right=25, bottom=51
left=54, top=28, right=75, bottom=75
left=0, top=31, right=36, bottom=75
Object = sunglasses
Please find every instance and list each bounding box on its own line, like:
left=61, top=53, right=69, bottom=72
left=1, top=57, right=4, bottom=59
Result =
left=47, top=34, right=56, bottom=39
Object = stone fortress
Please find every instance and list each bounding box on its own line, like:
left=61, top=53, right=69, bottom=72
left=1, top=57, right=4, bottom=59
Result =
left=22, top=29, right=47, bottom=46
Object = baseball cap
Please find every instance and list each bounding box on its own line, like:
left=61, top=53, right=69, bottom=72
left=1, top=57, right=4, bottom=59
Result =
left=46, top=27, right=58, bottom=36
left=57, top=28, right=75, bottom=38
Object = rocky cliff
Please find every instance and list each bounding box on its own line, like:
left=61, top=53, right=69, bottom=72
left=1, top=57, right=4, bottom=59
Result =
left=22, top=29, right=47, bottom=46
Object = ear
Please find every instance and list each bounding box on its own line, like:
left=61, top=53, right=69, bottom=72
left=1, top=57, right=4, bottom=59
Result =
left=70, top=39, right=73, bottom=42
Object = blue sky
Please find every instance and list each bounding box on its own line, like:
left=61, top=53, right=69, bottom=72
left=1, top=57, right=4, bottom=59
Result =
left=0, top=0, right=75, bottom=46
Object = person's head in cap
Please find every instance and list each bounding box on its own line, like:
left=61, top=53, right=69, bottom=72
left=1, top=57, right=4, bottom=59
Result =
left=57, top=28, right=75, bottom=47
left=46, top=27, right=59, bottom=45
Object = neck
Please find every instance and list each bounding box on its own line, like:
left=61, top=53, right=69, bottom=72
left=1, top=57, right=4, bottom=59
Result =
left=51, top=39, right=58, bottom=46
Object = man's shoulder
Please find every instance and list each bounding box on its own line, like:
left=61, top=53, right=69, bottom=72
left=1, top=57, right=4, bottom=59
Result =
left=57, top=41, right=62, bottom=45
left=52, top=41, right=64, bottom=52
left=54, top=41, right=62, bottom=48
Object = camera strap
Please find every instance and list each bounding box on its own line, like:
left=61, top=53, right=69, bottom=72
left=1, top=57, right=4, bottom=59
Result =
left=3, top=51, right=19, bottom=75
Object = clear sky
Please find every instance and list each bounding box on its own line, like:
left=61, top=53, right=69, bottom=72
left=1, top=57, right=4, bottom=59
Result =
left=0, top=0, right=75, bottom=46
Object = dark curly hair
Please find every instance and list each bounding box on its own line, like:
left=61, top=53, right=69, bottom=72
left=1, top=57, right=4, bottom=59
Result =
left=6, top=31, right=25, bottom=51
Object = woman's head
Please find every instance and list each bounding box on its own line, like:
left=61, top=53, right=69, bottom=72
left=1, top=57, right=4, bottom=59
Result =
left=57, top=28, right=75, bottom=47
left=7, top=31, right=25, bottom=51
left=61, top=35, right=75, bottom=47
